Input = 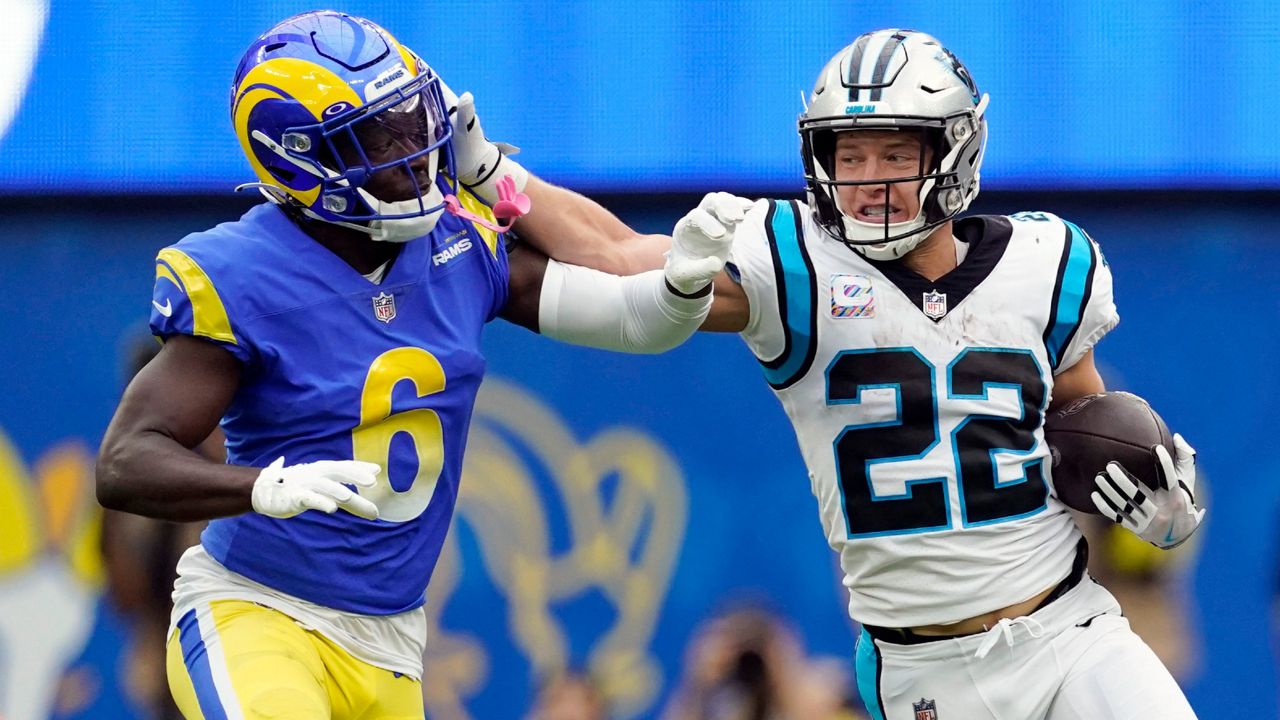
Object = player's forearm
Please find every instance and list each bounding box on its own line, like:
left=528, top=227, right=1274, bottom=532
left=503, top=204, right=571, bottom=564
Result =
left=518, top=177, right=662, bottom=274
left=537, top=260, right=711, bottom=353
left=96, top=429, right=256, bottom=521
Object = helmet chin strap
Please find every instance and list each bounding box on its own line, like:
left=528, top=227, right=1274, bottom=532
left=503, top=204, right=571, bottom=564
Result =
left=297, top=182, right=448, bottom=243
left=349, top=159, right=449, bottom=243
left=832, top=175, right=939, bottom=261
left=841, top=208, right=931, bottom=260
left=358, top=183, right=447, bottom=243
left=364, top=211, right=444, bottom=243
left=297, top=203, right=445, bottom=243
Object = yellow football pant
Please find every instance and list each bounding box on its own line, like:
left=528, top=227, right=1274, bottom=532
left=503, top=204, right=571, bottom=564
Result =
left=166, top=600, right=423, bottom=720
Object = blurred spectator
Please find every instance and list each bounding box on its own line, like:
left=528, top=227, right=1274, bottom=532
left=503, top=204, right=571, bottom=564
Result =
left=525, top=668, right=609, bottom=720
left=661, top=606, right=863, bottom=720
left=48, top=335, right=216, bottom=720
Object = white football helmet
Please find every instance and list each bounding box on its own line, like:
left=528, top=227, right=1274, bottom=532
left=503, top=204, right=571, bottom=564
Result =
left=800, top=30, right=989, bottom=260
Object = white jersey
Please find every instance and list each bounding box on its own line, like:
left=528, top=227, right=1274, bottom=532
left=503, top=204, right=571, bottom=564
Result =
left=727, top=201, right=1118, bottom=628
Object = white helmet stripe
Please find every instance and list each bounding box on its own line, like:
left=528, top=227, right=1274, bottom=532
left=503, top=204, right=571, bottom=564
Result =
left=855, top=30, right=898, bottom=102
left=844, top=33, right=872, bottom=102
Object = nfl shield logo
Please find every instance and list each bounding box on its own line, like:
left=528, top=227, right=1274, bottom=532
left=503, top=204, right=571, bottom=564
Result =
left=913, top=698, right=938, bottom=720
left=922, top=290, right=948, bottom=319
left=372, top=292, right=396, bottom=323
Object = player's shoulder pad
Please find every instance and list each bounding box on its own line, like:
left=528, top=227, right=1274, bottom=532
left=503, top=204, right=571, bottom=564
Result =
left=150, top=210, right=278, bottom=352
left=725, top=198, right=790, bottom=282
left=751, top=198, right=806, bottom=249
left=1022, top=211, right=1115, bottom=370
left=153, top=237, right=240, bottom=347
left=1009, top=210, right=1108, bottom=260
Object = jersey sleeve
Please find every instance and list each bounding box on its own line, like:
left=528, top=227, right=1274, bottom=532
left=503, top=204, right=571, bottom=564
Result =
left=725, top=199, right=786, bottom=362
left=150, top=247, right=253, bottom=363
left=1046, top=219, right=1119, bottom=373
left=726, top=199, right=822, bottom=390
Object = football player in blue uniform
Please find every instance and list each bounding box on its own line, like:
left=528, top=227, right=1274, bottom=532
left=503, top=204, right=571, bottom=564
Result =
left=94, top=11, right=731, bottom=720
left=531, top=30, right=1206, bottom=720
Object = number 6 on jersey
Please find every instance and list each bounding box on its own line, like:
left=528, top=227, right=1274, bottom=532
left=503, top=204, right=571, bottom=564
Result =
left=352, top=347, right=447, bottom=523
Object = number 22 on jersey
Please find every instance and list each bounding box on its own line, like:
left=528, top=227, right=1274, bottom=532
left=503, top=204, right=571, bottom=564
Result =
left=826, top=346, right=1048, bottom=538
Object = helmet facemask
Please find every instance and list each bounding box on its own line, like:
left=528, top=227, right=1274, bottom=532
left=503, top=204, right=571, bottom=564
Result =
left=306, top=72, right=457, bottom=242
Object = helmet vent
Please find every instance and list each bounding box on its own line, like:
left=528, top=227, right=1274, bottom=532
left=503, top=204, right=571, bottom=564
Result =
left=264, top=42, right=287, bottom=53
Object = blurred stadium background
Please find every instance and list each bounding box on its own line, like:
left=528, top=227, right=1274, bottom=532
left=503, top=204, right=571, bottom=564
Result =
left=1, top=1, right=1277, bottom=718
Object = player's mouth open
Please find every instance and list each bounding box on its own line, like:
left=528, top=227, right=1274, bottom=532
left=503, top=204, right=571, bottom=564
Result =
left=856, top=204, right=905, bottom=223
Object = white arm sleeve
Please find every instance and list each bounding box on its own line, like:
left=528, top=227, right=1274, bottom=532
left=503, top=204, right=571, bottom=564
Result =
left=537, top=260, right=711, bottom=354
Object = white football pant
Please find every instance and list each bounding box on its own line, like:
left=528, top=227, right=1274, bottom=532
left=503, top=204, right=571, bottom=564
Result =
left=855, top=577, right=1197, bottom=719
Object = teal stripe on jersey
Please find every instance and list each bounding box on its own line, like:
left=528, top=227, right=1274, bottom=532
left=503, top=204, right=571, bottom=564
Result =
left=761, top=200, right=818, bottom=389
left=855, top=628, right=887, bottom=720
left=1045, top=221, right=1097, bottom=368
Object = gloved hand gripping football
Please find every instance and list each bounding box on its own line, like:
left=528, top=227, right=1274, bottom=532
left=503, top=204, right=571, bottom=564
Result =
left=1090, top=434, right=1205, bottom=548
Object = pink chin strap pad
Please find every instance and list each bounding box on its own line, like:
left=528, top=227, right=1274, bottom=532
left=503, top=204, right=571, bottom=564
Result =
left=442, top=174, right=531, bottom=234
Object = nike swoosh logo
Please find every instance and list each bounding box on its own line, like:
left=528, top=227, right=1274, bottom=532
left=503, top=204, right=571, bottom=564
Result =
left=152, top=299, right=173, bottom=317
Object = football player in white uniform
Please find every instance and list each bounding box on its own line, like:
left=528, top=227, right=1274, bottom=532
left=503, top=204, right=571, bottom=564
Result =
left=518, top=29, right=1206, bottom=720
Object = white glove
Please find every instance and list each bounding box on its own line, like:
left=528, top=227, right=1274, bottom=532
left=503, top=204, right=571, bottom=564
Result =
left=666, top=192, right=755, bottom=295
left=251, top=456, right=381, bottom=521
left=443, top=87, right=528, bottom=205
left=1090, top=433, right=1205, bottom=548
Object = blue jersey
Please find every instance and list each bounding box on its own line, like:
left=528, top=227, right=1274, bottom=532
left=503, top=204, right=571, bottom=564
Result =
left=149, top=191, right=508, bottom=615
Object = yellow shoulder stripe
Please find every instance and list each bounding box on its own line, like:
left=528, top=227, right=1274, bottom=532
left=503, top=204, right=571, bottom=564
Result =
left=455, top=188, right=501, bottom=257
left=156, top=263, right=180, bottom=289
left=156, top=249, right=238, bottom=345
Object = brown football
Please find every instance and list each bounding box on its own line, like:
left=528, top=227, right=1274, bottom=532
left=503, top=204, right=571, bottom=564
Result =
left=1043, top=391, right=1175, bottom=514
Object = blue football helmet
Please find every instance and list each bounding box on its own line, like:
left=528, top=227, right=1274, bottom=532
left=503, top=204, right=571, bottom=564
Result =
left=230, top=11, right=455, bottom=242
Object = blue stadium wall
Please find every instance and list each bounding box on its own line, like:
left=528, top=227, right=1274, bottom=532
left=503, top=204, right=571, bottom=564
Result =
left=0, top=191, right=1274, bottom=719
